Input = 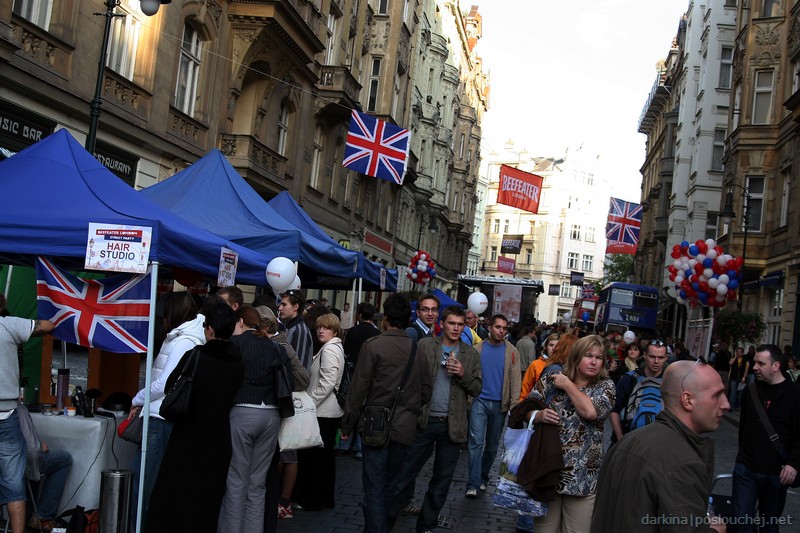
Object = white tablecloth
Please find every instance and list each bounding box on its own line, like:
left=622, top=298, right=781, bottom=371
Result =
left=30, top=411, right=138, bottom=512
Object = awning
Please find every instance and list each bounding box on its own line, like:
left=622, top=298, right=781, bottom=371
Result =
left=758, top=271, right=785, bottom=287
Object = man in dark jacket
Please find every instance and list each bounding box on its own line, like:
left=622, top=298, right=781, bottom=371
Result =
left=732, top=344, right=800, bottom=532
left=343, top=302, right=380, bottom=367
left=591, top=359, right=729, bottom=533
left=341, top=294, right=432, bottom=533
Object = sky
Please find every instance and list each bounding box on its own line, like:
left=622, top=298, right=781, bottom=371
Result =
left=474, top=0, right=690, bottom=201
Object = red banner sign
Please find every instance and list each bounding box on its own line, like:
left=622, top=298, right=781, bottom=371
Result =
left=497, top=165, right=544, bottom=214
left=497, top=256, right=516, bottom=274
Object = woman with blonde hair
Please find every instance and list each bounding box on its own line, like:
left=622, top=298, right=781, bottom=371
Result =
left=295, top=313, right=345, bottom=511
left=526, top=334, right=615, bottom=533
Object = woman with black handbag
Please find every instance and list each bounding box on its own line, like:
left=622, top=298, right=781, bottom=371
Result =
left=217, top=305, right=293, bottom=533
left=146, top=301, right=244, bottom=533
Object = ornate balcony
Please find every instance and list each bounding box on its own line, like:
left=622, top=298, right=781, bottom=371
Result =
left=315, top=65, right=362, bottom=123
left=219, top=134, right=287, bottom=192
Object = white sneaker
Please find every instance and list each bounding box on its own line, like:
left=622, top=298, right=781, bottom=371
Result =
left=465, top=488, right=478, bottom=498
left=480, top=483, right=487, bottom=491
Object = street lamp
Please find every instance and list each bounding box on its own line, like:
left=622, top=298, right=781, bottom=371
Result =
left=719, top=184, right=750, bottom=310
left=85, top=0, right=171, bottom=154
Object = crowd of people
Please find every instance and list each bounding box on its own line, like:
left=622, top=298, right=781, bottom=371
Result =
left=2, top=286, right=799, bottom=533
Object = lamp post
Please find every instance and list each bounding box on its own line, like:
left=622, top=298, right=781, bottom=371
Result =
left=719, top=184, right=750, bottom=310
left=85, top=0, right=170, bottom=154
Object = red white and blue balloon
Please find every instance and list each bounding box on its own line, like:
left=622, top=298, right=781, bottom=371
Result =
left=665, top=239, right=742, bottom=308
left=406, top=250, right=437, bottom=285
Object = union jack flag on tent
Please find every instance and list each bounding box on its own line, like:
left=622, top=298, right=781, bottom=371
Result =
left=605, top=197, right=642, bottom=255
left=35, top=256, right=151, bottom=353
left=342, top=109, right=411, bottom=185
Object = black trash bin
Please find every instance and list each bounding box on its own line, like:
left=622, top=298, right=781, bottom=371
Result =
left=100, top=469, right=132, bottom=533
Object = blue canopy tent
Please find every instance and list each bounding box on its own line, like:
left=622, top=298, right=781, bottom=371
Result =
left=432, top=288, right=462, bottom=308
left=0, top=129, right=276, bottom=532
left=139, top=149, right=360, bottom=280
left=268, top=191, right=398, bottom=291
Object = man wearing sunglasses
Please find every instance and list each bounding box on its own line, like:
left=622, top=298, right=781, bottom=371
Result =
left=610, top=339, right=668, bottom=442
left=592, top=359, right=729, bottom=532
left=732, top=344, right=800, bottom=532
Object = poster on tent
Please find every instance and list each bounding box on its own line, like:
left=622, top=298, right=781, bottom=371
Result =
left=493, top=284, right=522, bottom=322
left=85, top=223, right=152, bottom=274
left=218, top=247, right=239, bottom=287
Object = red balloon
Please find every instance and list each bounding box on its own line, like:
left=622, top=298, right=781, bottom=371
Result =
left=714, top=246, right=724, bottom=254
left=698, top=281, right=709, bottom=292
left=694, top=263, right=704, bottom=274
left=671, top=251, right=680, bottom=259
left=698, top=243, right=708, bottom=254
left=673, top=244, right=680, bottom=252
left=727, top=290, right=737, bottom=300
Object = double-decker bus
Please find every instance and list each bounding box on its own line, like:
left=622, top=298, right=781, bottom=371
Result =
left=571, top=296, right=599, bottom=330
left=594, top=282, right=659, bottom=335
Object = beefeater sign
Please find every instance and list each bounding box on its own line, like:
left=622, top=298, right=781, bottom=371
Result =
left=497, top=164, right=544, bottom=214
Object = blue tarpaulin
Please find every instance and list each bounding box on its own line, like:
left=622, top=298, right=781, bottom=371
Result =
left=139, top=149, right=360, bottom=279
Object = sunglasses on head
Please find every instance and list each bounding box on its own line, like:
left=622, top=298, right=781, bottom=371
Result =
left=649, top=339, right=666, bottom=347
left=680, top=356, right=708, bottom=391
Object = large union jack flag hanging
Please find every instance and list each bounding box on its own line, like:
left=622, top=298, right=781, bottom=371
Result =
left=35, top=256, right=151, bottom=353
left=342, top=109, right=411, bottom=185
left=606, top=197, right=642, bottom=255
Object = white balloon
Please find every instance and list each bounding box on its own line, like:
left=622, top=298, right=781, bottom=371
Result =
left=708, top=278, right=719, bottom=289
left=706, top=249, right=718, bottom=260
left=705, top=238, right=716, bottom=249
left=696, top=254, right=706, bottom=264
left=419, top=265, right=427, bottom=272
left=717, top=284, right=729, bottom=295
left=562, top=312, right=572, bottom=323
left=266, top=257, right=296, bottom=291
left=717, top=256, right=728, bottom=266
left=287, top=275, right=302, bottom=290
left=467, top=292, right=488, bottom=315
left=623, top=331, right=636, bottom=344
left=688, top=259, right=697, bottom=268
left=419, top=254, right=427, bottom=260
left=718, top=274, right=730, bottom=285
left=703, top=268, right=714, bottom=280
left=673, top=260, right=682, bottom=270
left=675, top=275, right=684, bottom=284
left=411, top=273, right=418, bottom=280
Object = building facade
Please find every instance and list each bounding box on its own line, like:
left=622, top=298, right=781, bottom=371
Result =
left=0, top=0, right=487, bottom=297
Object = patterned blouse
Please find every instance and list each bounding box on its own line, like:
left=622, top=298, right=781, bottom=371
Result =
left=531, top=376, right=616, bottom=497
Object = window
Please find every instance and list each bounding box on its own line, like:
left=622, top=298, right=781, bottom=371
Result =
left=762, top=0, right=778, bottom=17
left=582, top=254, right=593, bottom=272
left=367, top=58, right=381, bottom=112
left=780, top=172, right=790, bottom=227
left=277, top=103, right=289, bottom=156
left=746, top=176, right=764, bottom=232
left=12, top=0, right=51, bottom=29
left=503, top=220, right=509, bottom=233
left=403, top=0, right=411, bottom=24
left=719, top=46, right=733, bottom=89
left=378, top=0, right=388, bottom=15
left=585, top=226, right=595, bottom=243
left=459, top=134, right=465, bottom=158
left=525, top=248, right=533, bottom=264
left=768, top=288, right=784, bottom=344
left=772, top=288, right=784, bottom=317
left=793, top=59, right=800, bottom=95
left=492, top=219, right=500, bottom=233
left=570, top=224, right=581, bottom=240
left=567, top=252, right=579, bottom=270
left=712, top=128, right=726, bottom=171
left=490, top=247, right=497, bottom=262
left=706, top=211, right=719, bottom=240
left=325, top=12, right=338, bottom=65
left=175, top=23, right=203, bottom=116
left=107, top=3, right=143, bottom=81
left=752, top=70, right=774, bottom=124
left=560, top=282, right=572, bottom=298
left=310, top=125, right=323, bottom=189
left=391, top=69, right=401, bottom=118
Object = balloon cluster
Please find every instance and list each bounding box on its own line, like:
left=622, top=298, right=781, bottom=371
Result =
left=666, top=239, right=742, bottom=308
left=406, top=250, right=437, bottom=285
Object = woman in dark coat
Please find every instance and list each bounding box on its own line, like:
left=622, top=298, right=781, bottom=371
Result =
left=146, top=301, right=244, bottom=533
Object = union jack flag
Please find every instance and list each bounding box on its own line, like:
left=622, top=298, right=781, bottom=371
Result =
left=35, top=256, right=151, bottom=353
left=606, top=197, right=642, bottom=255
left=581, top=283, right=596, bottom=299
left=342, top=110, right=410, bottom=185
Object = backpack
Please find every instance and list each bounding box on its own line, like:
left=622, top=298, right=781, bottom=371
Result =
left=623, top=371, right=663, bottom=432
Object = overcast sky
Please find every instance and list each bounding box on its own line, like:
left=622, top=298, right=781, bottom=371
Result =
left=475, top=0, right=689, bottom=201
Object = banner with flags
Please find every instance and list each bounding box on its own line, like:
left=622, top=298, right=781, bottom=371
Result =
left=605, top=197, right=642, bottom=255
left=342, top=109, right=410, bottom=185
left=35, top=256, right=151, bottom=353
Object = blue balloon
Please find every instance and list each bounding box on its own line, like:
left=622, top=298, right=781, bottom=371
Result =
left=728, top=279, right=739, bottom=290
left=679, top=290, right=687, bottom=299
left=698, top=292, right=708, bottom=301
left=412, top=267, right=418, bottom=273
left=430, top=269, right=436, bottom=277
left=692, top=282, right=699, bottom=291
left=688, top=245, right=699, bottom=257
left=703, top=258, right=713, bottom=268
left=681, top=241, right=690, bottom=248
left=727, top=270, right=737, bottom=278
left=582, top=311, right=590, bottom=322
left=685, top=269, right=693, bottom=278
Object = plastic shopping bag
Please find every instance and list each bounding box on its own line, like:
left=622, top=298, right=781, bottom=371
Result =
left=499, top=415, right=534, bottom=481
left=278, top=391, right=324, bottom=451
left=493, top=477, right=549, bottom=516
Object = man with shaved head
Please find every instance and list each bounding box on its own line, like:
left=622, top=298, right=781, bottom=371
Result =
left=591, top=359, right=729, bottom=533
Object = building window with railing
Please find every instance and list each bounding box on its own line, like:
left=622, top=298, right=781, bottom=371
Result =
left=570, top=224, right=581, bottom=240
left=12, top=0, right=51, bottom=29
left=567, top=252, right=579, bottom=270
left=719, top=47, right=733, bottom=89
left=746, top=176, right=764, bottom=232
left=752, top=70, right=774, bottom=125
left=711, top=128, right=726, bottom=171
left=175, top=22, right=203, bottom=116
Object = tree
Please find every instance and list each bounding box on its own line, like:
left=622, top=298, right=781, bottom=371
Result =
left=600, top=254, right=634, bottom=287
left=712, top=309, right=766, bottom=347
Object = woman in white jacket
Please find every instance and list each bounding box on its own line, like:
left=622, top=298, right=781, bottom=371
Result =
left=296, top=313, right=344, bottom=511
left=129, top=291, right=206, bottom=528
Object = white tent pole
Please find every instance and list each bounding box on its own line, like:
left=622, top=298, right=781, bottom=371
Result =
left=357, top=277, right=363, bottom=307
left=135, top=261, right=159, bottom=533
left=4, top=265, right=13, bottom=299
left=350, top=277, right=357, bottom=312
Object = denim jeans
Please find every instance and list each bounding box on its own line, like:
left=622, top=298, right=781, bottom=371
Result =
left=515, top=512, right=535, bottom=532
left=361, top=440, right=408, bottom=533
left=732, top=462, right=788, bottom=533
left=467, top=398, right=505, bottom=490
left=727, top=380, right=743, bottom=410
left=0, top=411, right=25, bottom=504
left=390, top=418, right=461, bottom=533
left=35, top=449, right=73, bottom=519
left=129, top=417, right=173, bottom=532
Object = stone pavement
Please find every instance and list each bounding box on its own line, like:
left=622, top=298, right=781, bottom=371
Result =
left=278, top=445, right=519, bottom=532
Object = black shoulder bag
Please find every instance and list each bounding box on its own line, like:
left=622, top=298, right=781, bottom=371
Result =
left=160, top=347, right=201, bottom=421
left=747, top=382, right=800, bottom=487
left=361, top=341, right=417, bottom=447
